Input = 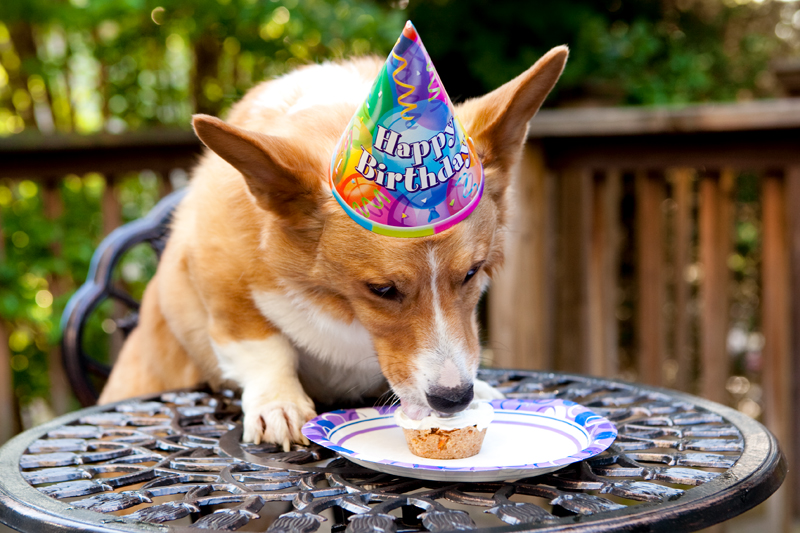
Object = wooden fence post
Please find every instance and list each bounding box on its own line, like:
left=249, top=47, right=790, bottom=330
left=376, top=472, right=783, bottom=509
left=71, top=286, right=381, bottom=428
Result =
left=0, top=203, right=18, bottom=443
left=103, top=174, right=124, bottom=364
left=635, top=170, right=666, bottom=386
left=698, top=170, right=732, bottom=404
left=555, top=166, right=592, bottom=374
left=589, top=169, right=620, bottom=377
left=43, top=181, right=71, bottom=415
left=671, top=169, right=694, bottom=392
left=0, top=321, right=15, bottom=444
left=103, top=174, right=122, bottom=237
left=787, top=165, right=800, bottom=519
left=489, top=142, right=554, bottom=370
left=159, top=170, right=174, bottom=198
left=761, top=170, right=791, bottom=533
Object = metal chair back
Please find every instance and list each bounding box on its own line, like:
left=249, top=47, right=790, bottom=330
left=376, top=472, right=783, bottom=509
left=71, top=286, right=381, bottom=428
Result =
left=60, top=188, right=187, bottom=406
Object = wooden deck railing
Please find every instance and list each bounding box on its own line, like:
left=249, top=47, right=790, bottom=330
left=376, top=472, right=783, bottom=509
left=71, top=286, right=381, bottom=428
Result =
left=1, top=99, right=798, bottom=527
left=0, top=130, right=202, bottom=444
left=489, top=97, right=800, bottom=530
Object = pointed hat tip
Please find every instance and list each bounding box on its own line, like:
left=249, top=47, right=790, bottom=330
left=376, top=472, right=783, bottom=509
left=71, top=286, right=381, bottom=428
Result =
left=328, top=20, right=485, bottom=238
left=402, top=20, right=418, bottom=40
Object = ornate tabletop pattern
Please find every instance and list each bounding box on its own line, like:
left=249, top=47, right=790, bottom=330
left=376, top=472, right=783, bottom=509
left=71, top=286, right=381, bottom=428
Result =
left=0, top=370, right=786, bottom=533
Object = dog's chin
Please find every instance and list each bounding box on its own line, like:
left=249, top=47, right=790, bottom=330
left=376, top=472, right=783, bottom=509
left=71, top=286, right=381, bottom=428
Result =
left=399, top=399, right=432, bottom=420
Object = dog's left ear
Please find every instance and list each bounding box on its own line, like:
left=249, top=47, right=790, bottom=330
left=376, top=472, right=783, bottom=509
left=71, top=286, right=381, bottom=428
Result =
left=192, top=114, right=326, bottom=230
left=459, top=45, right=568, bottom=202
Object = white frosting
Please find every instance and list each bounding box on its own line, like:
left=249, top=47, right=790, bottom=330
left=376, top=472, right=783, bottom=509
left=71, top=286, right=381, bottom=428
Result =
left=394, top=401, right=494, bottom=431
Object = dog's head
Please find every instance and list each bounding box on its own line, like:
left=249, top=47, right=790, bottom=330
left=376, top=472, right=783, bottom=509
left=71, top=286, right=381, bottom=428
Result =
left=193, top=47, right=567, bottom=419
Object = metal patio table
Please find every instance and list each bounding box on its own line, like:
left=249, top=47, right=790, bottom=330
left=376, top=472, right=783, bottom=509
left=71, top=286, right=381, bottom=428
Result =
left=0, top=369, right=786, bottom=533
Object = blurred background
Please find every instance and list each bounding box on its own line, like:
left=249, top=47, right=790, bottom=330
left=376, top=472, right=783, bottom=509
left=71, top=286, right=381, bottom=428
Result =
left=0, top=0, right=799, bottom=531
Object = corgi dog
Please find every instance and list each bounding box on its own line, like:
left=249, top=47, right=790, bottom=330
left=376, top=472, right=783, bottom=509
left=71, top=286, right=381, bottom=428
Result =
left=99, top=45, right=568, bottom=451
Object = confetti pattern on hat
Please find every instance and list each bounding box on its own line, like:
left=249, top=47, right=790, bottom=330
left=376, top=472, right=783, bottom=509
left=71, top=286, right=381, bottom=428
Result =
left=330, top=21, right=484, bottom=238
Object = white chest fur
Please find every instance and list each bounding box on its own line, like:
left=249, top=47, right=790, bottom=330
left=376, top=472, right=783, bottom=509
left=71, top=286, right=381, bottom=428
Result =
left=251, top=289, right=386, bottom=402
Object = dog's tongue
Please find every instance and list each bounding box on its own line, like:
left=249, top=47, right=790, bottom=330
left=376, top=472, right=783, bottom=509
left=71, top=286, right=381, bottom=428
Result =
left=400, top=401, right=431, bottom=420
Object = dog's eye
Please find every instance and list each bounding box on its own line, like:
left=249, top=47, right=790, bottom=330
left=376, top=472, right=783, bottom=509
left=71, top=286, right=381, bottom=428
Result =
left=463, top=263, right=484, bottom=285
left=368, top=283, right=401, bottom=301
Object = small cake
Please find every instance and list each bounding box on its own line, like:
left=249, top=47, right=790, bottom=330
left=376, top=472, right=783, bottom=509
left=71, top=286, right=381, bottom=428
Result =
left=394, top=401, right=493, bottom=459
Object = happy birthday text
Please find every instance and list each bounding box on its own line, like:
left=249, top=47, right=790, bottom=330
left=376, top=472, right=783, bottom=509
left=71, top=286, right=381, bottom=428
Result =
left=354, top=120, right=473, bottom=191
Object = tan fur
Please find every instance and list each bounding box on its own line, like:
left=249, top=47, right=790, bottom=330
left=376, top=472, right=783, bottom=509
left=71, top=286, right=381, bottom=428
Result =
left=99, top=271, right=204, bottom=400
left=101, top=48, right=568, bottom=450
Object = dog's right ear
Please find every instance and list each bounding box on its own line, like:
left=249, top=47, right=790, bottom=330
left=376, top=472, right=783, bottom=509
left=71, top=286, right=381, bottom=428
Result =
left=458, top=46, right=568, bottom=206
left=192, top=115, right=325, bottom=228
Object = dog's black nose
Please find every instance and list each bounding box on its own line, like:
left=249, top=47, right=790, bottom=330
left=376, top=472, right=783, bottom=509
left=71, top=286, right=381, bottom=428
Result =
left=426, top=384, right=474, bottom=414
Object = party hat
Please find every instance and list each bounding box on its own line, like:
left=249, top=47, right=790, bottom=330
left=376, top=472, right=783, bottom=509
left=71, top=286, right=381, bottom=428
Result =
left=330, top=21, right=484, bottom=238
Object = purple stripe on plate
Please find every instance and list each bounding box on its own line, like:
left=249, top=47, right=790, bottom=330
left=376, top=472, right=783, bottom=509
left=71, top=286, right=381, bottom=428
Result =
left=328, top=416, right=393, bottom=441
left=493, top=420, right=584, bottom=449
left=337, top=424, right=398, bottom=446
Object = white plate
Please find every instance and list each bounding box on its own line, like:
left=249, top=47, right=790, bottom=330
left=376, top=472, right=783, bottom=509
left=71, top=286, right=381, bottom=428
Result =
left=302, top=399, right=617, bottom=482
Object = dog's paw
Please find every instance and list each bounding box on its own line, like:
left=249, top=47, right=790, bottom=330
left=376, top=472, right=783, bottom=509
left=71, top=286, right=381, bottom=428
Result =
left=242, top=396, right=317, bottom=451
left=474, top=378, right=505, bottom=401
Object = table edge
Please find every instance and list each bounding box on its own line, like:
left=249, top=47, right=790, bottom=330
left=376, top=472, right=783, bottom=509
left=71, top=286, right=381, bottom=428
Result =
left=0, top=372, right=787, bottom=533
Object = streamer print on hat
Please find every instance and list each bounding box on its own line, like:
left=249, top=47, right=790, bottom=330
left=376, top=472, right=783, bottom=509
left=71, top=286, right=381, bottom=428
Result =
left=330, top=21, right=484, bottom=238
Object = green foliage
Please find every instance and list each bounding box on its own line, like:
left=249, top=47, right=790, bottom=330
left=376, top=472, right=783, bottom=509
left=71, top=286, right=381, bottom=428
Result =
left=0, top=0, right=405, bottom=134
left=0, top=0, right=790, bottom=138
left=0, top=172, right=162, bottom=409
left=407, top=0, right=786, bottom=105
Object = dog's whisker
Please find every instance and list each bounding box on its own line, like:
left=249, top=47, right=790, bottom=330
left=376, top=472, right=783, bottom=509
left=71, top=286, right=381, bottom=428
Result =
left=374, top=388, right=397, bottom=406
left=377, top=393, right=400, bottom=407
left=340, top=371, right=389, bottom=399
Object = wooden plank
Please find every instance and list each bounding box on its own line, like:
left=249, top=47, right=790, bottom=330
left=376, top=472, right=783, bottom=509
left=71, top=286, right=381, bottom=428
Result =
left=538, top=129, right=800, bottom=170
left=761, top=171, right=792, bottom=533
left=698, top=170, right=731, bottom=404
left=528, top=98, right=800, bottom=138
left=103, top=175, right=125, bottom=364
left=102, top=175, right=122, bottom=238
left=0, top=201, right=16, bottom=442
left=717, top=168, right=734, bottom=395
left=0, top=132, right=202, bottom=180
left=671, top=168, right=694, bottom=392
left=589, top=169, right=620, bottom=377
left=43, top=182, right=71, bottom=416
left=159, top=171, right=174, bottom=198
left=0, top=321, right=16, bottom=444
left=635, top=170, right=666, bottom=386
left=555, top=167, right=592, bottom=373
left=0, top=129, right=199, bottom=152
left=786, top=165, right=800, bottom=518
left=488, top=142, right=553, bottom=370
